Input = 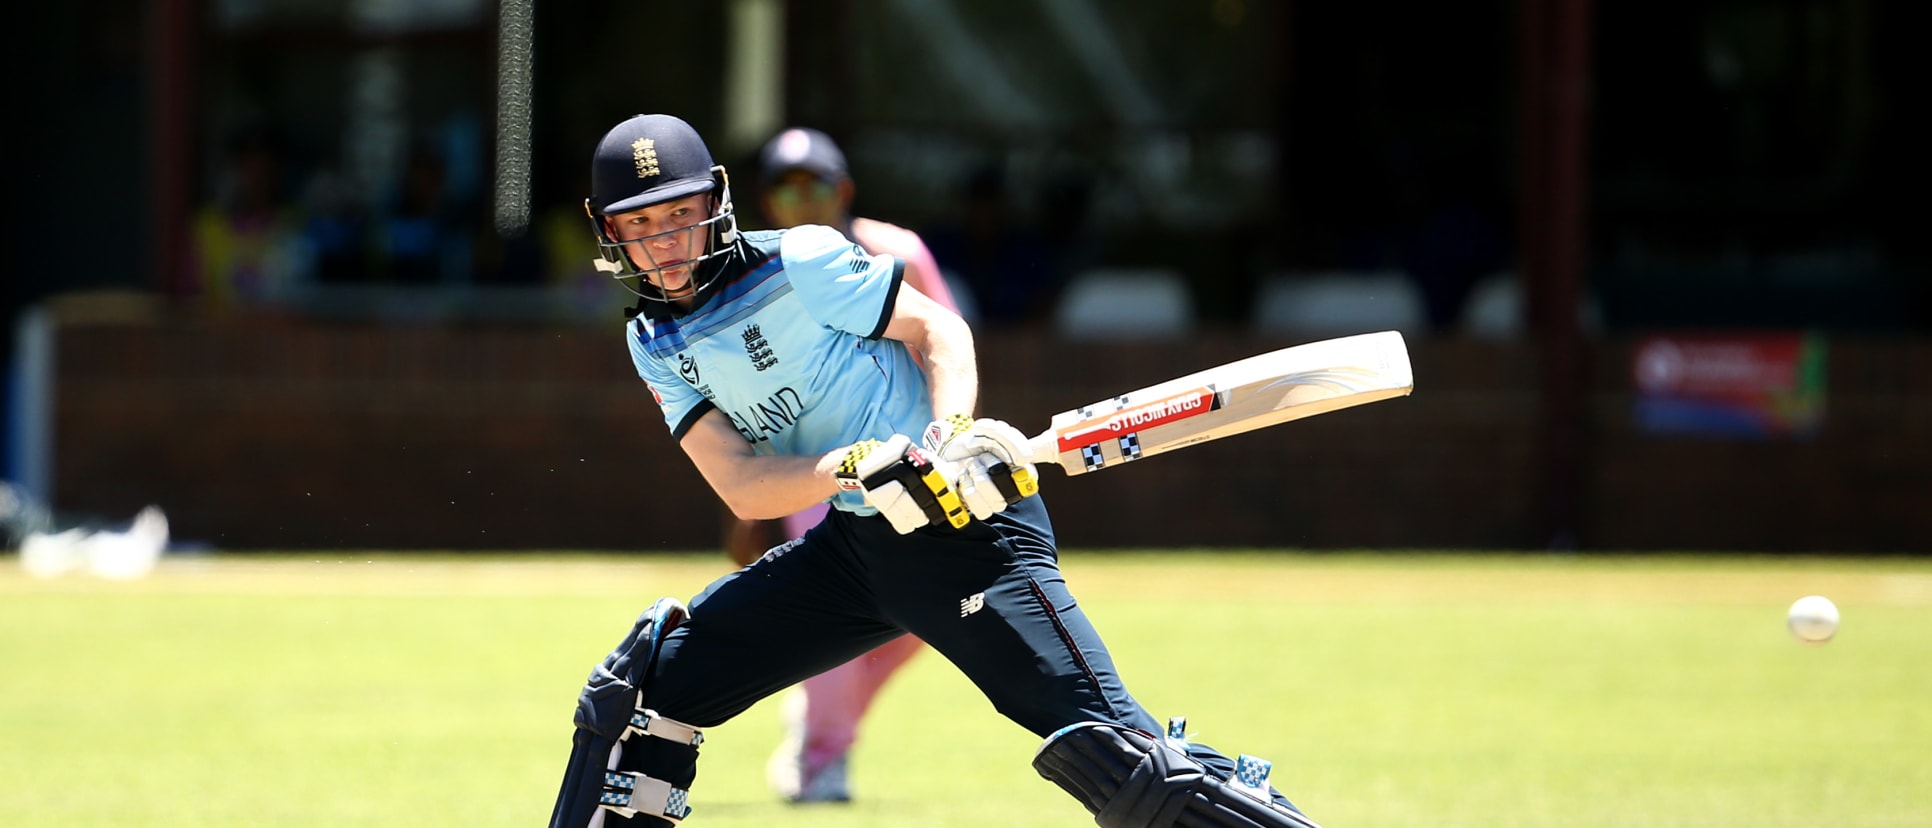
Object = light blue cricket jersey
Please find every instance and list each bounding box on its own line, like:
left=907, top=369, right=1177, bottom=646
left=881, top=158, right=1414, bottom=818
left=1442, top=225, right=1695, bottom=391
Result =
left=625, top=224, right=934, bottom=515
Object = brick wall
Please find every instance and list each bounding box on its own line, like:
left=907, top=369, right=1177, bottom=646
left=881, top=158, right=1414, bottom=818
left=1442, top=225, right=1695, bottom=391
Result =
left=47, top=320, right=1932, bottom=553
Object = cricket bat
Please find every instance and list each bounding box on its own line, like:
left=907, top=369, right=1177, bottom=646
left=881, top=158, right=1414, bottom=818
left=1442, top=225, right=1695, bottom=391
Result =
left=1023, top=330, right=1413, bottom=475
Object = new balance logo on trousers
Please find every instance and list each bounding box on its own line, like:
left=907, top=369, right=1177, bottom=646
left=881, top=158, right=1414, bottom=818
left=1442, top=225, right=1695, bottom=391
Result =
left=959, top=592, right=985, bottom=617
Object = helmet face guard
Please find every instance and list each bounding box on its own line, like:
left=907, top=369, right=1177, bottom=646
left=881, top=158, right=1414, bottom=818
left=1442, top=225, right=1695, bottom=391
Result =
left=585, top=114, right=740, bottom=304
left=587, top=166, right=739, bottom=302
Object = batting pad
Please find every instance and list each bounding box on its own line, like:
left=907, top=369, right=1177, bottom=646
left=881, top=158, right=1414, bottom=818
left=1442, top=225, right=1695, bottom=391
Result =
left=1032, top=722, right=1322, bottom=828
left=550, top=598, right=701, bottom=828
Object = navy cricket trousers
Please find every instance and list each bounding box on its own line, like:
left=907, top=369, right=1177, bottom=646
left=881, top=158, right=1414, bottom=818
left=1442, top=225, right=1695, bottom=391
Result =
left=632, top=495, right=1267, bottom=800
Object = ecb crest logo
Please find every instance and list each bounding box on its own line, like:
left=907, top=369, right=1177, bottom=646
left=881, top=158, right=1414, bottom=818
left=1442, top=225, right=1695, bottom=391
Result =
left=742, top=324, right=778, bottom=372
left=632, top=137, right=660, bottom=179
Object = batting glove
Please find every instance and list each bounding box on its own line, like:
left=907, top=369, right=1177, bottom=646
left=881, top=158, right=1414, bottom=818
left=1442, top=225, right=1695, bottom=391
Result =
left=835, top=434, right=970, bottom=534
left=922, top=414, right=1041, bottom=517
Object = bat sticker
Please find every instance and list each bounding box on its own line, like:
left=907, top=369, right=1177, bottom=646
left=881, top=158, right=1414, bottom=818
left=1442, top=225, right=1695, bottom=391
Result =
left=1055, top=388, right=1216, bottom=452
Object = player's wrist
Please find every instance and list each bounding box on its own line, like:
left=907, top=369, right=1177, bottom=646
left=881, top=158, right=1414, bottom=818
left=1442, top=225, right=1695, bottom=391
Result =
left=818, top=444, right=859, bottom=489
left=834, top=435, right=970, bottom=534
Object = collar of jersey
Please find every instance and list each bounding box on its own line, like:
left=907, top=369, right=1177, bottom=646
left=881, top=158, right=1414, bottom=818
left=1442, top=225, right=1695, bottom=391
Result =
left=632, top=246, right=786, bottom=356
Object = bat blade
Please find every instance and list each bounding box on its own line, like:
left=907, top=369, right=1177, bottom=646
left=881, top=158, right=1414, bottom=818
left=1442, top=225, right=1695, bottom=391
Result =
left=1024, top=331, right=1413, bottom=475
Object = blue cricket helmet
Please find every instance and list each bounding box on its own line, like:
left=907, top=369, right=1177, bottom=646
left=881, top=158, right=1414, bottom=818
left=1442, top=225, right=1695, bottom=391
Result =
left=585, top=114, right=739, bottom=301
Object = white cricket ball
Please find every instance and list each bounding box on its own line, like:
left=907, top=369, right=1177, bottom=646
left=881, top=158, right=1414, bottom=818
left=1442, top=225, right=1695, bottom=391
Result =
left=1787, top=595, right=1839, bottom=645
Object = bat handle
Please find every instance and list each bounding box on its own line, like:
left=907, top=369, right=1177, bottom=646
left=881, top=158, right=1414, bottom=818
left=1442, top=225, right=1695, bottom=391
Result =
left=1023, top=431, right=1060, bottom=468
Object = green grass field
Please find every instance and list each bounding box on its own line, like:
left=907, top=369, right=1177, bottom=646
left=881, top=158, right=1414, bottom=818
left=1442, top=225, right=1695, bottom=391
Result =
left=4, top=551, right=1929, bottom=827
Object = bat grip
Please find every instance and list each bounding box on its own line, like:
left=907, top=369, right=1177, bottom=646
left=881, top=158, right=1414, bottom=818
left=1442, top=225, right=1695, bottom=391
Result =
left=1024, top=431, right=1060, bottom=468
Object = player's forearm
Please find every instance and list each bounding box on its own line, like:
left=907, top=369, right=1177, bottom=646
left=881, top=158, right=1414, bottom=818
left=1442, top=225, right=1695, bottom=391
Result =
left=704, top=453, right=843, bottom=521
left=917, top=311, right=979, bottom=417
left=683, top=412, right=843, bottom=520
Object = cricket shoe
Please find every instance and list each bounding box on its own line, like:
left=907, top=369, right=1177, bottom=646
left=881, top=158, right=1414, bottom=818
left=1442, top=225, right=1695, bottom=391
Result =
left=766, top=734, right=851, bottom=803
left=766, top=692, right=851, bottom=803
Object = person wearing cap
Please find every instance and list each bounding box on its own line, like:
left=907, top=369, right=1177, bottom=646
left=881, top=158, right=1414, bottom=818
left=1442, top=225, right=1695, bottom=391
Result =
left=754, top=126, right=958, bottom=311
left=548, top=113, right=1321, bottom=828
left=710, top=125, right=963, bottom=804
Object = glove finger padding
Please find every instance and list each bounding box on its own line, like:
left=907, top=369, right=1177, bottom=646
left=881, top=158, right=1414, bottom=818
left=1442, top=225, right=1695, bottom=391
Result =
left=925, top=415, right=1027, bottom=465
left=984, top=455, right=1040, bottom=504
left=836, top=434, right=970, bottom=533
left=924, top=416, right=1041, bottom=504
left=952, top=455, right=1011, bottom=521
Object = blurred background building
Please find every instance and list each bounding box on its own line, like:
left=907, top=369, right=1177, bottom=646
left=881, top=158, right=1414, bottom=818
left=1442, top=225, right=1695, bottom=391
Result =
left=4, top=0, right=1927, bottom=553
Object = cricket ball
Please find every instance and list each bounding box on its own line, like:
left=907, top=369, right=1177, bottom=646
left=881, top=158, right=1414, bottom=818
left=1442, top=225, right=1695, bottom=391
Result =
left=1787, top=595, right=1839, bottom=645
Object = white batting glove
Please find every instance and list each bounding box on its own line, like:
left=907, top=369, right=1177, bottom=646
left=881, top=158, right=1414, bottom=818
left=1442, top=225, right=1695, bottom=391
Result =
left=922, top=414, right=1041, bottom=514
left=834, top=434, right=970, bottom=534
left=946, top=453, right=1022, bottom=521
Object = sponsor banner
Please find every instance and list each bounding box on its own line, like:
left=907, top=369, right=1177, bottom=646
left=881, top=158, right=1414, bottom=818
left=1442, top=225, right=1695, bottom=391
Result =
left=1632, top=331, right=1826, bottom=439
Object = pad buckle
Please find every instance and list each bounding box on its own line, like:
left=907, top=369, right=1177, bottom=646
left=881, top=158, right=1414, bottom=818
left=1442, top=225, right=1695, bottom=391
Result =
left=1230, top=754, right=1275, bottom=802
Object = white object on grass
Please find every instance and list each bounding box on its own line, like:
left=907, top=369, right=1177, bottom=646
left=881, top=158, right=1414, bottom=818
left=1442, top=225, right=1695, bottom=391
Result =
left=84, top=505, right=169, bottom=580
left=20, top=528, right=90, bottom=578
left=17, top=505, right=168, bottom=580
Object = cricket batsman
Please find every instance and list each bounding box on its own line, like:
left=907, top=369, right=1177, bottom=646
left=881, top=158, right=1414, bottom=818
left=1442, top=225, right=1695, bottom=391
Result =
left=548, top=113, right=1322, bottom=828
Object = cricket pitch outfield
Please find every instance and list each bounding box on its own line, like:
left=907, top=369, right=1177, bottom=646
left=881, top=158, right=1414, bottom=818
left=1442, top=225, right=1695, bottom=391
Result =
left=4, top=551, right=1929, bottom=827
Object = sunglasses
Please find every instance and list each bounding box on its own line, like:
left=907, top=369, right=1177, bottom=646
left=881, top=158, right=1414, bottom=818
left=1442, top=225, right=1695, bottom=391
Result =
left=768, top=180, right=837, bottom=207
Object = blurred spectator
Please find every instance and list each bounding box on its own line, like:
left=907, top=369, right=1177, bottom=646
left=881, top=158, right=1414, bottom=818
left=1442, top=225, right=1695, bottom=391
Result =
left=1403, top=153, right=1507, bottom=330
left=756, top=127, right=958, bottom=311
left=924, top=165, right=1063, bottom=327
left=539, top=203, right=635, bottom=322
left=373, top=145, right=475, bottom=284
left=1406, top=194, right=1507, bottom=330
left=1338, top=146, right=1507, bottom=331
left=472, top=223, right=549, bottom=286
left=188, top=128, right=308, bottom=313
left=1040, top=165, right=1101, bottom=288
left=299, top=170, right=370, bottom=284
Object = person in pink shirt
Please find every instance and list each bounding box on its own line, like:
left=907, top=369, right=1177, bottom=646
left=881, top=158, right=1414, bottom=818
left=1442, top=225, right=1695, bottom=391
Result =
left=722, top=126, right=960, bottom=804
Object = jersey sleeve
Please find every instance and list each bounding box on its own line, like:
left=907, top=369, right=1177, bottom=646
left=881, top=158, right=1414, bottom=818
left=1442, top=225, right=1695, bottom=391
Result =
left=853, top=217, right=958, bottom=313
left=626, top=321, right=714, bottom=440
left=780, top=223, right=906, bottom=340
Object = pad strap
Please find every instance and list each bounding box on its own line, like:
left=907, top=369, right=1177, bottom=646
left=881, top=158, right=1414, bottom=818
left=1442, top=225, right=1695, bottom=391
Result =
left=626, top=708, right=704, bottom=746
left=1168, top=719, right=1275, bottom=804
left=1032, top=721, right=1323, bottom=828
left=599, top=771, right=693, bottom=824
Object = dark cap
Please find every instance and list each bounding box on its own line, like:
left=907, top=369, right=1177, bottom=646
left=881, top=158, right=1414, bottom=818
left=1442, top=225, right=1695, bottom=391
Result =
left=757, top=127, right=849, bottom=184
left=589, top=114, right=718, bottom=216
